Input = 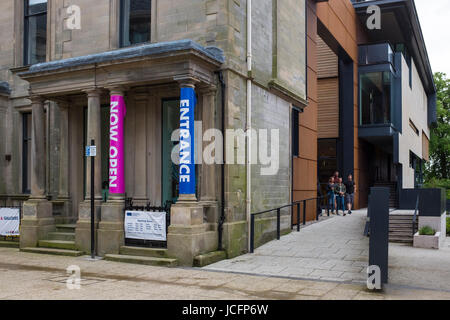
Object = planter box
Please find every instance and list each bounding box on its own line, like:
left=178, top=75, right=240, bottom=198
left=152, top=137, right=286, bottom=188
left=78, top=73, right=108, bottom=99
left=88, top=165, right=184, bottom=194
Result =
left=413, top=232, right=441, bottom=249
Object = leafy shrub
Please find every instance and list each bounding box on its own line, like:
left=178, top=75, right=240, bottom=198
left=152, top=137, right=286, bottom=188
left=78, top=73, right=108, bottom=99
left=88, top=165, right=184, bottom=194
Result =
left=447, top=217, right=450, bottom=236
left=419, top=226, right=436, bottom=236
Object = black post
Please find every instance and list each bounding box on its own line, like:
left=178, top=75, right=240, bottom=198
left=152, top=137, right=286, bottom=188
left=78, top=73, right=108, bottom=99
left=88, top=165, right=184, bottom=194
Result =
left=276, top=209, right=281, bottom=240
left=316, top=198, right=320, bottom=221
left=303, top=200, right=306, bottom=225
left=369, top=187, right=389, bottom=285
left=250, top=214, right=255, bottom=253
left=90, top=139, right=95, bottom=259
left=297, top=203, right=300, bottom=232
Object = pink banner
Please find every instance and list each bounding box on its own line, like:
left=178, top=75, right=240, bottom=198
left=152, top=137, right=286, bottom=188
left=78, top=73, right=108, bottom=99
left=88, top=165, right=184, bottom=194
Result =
left=109, top=95, right=126, bottom=194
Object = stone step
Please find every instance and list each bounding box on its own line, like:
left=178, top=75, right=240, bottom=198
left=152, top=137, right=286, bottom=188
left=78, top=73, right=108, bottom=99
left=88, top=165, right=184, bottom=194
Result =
left=47, top=232, right=75, bottom=241
left=38, top=240, right=77, bottom=250
left=104, top=254, right=178, bottom=267
left=55, top=224, right=77, bottom=233
left=194, top=251, right=227, bottom=267
left=21, top=247, right=84, bottom=257
left=0, top=241, right=19, bottom=248
left=119, top=246, right=169, bottom=258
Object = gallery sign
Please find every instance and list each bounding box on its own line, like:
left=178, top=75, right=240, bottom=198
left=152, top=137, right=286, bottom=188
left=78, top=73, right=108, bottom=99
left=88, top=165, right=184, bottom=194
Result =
left=125, top=210, right=167, bottom=241
left=0, top=208, right=20, bottom=236
left=179, top=87, right=196, bottom=195
left=109, top=95, right=126, bottom=194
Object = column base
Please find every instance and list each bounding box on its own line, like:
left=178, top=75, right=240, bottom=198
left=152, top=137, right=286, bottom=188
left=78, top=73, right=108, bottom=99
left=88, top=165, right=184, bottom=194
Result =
left=167, top=202, right=218, bottom=266
left=97, top=198, right=125, bottom=256
left=75, top=200, right=102, bottom=254
left=53, top=197, right=73, bottom=224
left=20, top=199, right=55, bottom=248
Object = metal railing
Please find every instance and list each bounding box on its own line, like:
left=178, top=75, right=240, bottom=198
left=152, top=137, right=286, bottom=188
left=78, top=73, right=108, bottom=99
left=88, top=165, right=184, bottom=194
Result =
left=249, top=196, right=326, bottom=253
left=412, top=195, right=420, bottom=236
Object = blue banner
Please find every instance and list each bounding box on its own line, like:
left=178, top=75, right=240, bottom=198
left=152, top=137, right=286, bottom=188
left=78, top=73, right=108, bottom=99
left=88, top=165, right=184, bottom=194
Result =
left=179, top=87, right=196, bottom=195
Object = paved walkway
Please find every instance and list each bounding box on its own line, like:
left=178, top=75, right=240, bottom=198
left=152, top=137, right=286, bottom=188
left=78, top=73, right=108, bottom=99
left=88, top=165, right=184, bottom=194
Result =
left=1, top=247, right=450, bottom=300
left=204, top=210, right=370, bottom=283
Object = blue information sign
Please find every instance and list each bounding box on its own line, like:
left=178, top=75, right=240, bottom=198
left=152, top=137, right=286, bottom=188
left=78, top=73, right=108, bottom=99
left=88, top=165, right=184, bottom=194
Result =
left=179, top=87, right=196, bottom=195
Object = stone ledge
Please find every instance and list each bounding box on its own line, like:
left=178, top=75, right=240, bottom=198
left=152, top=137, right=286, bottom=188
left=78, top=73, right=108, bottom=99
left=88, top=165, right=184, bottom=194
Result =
left=193, top=251, right=227, bottom=267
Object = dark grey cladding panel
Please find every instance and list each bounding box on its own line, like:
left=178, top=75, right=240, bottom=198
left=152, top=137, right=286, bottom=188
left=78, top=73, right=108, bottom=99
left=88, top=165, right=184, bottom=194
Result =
left=21, top=40, right=225, bottom=76
left=0, top=82, right=11, bottom=95
left=419, top=188, right=446, bottom=217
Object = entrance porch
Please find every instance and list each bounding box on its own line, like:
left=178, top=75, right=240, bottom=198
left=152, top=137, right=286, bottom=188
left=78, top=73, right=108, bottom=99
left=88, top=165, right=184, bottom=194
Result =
left=16, top=40, right=225, bottom=266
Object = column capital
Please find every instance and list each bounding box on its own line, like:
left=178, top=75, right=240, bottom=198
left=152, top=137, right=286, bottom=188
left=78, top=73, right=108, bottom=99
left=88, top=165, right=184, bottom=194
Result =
left=134, top=91, right=149, bottom=102
left=197, top=85, right=217, bottom=95
left=174, top=76, right=200, bottom=89
left=107, top=85, right=127, bottom=97
left=83, top=88, right=102, bottom=98
left=29, top=95, right=45, bottom=105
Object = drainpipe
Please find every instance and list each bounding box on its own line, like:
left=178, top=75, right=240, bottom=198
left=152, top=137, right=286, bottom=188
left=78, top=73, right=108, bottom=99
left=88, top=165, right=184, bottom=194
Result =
left=246, top=0, right=252, bottom=252
left=217, top=71, right=226, bottom=251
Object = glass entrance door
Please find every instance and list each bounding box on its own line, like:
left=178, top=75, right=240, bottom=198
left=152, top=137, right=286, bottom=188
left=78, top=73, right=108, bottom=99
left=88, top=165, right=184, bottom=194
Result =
left=162, top=99, right=180, bottom=205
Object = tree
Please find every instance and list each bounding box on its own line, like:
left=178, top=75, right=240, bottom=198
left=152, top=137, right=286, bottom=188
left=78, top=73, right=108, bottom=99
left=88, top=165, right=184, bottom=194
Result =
left=426, top=72, right=450, bottom=180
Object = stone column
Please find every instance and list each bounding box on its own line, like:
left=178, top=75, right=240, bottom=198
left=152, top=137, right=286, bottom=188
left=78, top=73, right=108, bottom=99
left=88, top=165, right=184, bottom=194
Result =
left=168, top=78, right=217, bottom=266
left=76, top=89, right=103, bottom=253
left=56, top=101, right=71, bottom=222
left=21, top=96, right=54, bottom=248
left=199, top=87, right=220, bottom=225
left=133, top=92, right=148, bottom=205
left=98, top=87, right=126, bottom=256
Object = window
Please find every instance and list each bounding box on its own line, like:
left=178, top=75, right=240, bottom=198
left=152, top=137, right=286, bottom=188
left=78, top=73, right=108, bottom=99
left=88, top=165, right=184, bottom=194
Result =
left=22, top=113, right=32, bottom=194
left=409, top=119, right=419, bottom=136
left=292, top=108, right=300, bottom=157
left=24, top=0, right=47, bottom=65
left=360, top=71, right=393, bottom=126
left=120, top=0, right=151, bottom=47
left=318, top=139, right=338, bottom=195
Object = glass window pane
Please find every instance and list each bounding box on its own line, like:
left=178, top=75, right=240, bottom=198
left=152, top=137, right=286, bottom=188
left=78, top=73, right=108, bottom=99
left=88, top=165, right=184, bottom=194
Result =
left=360, top=72, right=392, bottom=125
left=26, top=14, right=47, bottom=64
left=27, top=0, right=47, bottom=15
left=121, top=0, right=151, bottom=47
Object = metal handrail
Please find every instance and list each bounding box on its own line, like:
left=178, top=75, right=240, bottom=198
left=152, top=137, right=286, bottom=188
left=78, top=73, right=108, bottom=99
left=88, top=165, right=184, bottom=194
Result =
left=412, top=195, right=420, bottom=236
left=249, top=196, right=326, bottom=253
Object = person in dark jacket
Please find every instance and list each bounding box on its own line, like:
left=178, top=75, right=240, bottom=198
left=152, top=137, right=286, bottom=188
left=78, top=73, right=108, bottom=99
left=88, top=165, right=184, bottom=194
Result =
left=334, top=178, right=346, bottom=216
left=344, top=174, right=356, bottom=215
left=326, top=177, right=336, bottom=214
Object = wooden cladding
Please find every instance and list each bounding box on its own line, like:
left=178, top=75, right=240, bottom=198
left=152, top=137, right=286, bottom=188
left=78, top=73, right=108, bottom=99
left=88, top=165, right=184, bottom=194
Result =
left=422, top=132, right=430, bottom=161
left=317, top=36, right=338, bottom=79
left=318, top=77, right=339, bottom=139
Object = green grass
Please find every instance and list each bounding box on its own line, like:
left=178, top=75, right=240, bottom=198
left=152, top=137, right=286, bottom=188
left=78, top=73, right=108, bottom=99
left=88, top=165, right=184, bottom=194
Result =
left=419, top=226, right=436, bottom=236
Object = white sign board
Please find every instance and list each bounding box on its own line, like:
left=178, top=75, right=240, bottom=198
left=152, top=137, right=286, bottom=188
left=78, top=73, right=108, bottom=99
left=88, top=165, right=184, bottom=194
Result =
left=85, top=146, right=97, bottom=157
left=125, top=210, right=167, bottom=241
left=0, top=208, right=20, bottom=236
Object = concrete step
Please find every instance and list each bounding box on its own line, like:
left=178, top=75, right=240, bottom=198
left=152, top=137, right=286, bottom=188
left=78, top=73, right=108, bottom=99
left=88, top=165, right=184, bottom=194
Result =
left=21, top=247, right=84, bottom=257
left=104, top=254, right=178, bottom=267
left=55, top=224, right=77, bottom=233
left=38, top=240, right=77, bottom=250
left=0, top=241, right=19, bottom=248
left=119, top=246, right=169, bottom=258
left=47, top=232, right=75, bottom=241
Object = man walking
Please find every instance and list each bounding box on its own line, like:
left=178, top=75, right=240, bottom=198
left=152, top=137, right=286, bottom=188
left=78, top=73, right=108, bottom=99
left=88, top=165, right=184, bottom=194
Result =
left=344, top=174, right=356, bottom=215
left=326, top=177, right=336, bottom=215
left=334, top=178, right=346, bottom=216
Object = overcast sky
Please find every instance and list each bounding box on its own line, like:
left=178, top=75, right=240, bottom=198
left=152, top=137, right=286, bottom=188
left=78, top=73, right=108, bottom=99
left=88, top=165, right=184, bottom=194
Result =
left=415, top=0, right=450, bottom=76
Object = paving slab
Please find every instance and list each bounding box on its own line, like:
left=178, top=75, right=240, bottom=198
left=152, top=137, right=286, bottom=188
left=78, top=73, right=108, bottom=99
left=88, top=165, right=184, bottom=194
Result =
left=205, top=210, right=370, bottom=283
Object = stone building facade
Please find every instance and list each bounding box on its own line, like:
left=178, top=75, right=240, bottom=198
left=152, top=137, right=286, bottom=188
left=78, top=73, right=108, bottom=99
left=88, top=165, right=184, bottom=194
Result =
left=0, top=0, right=307, bottom=265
